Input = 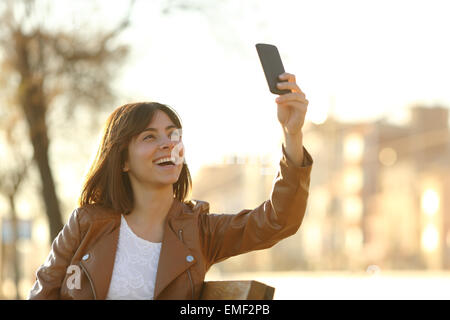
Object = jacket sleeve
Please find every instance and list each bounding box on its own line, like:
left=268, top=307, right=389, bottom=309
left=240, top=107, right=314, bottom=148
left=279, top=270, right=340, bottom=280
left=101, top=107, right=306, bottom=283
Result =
left=199, top=144, right=313, bottom=269
left=27, top=208, right=83, bottom=299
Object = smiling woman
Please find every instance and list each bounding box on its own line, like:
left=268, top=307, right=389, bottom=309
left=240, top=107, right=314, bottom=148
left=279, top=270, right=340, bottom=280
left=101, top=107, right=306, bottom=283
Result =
left=79, top=102, right=192, bottom=214
left=28, top=95, right=313, bottom=300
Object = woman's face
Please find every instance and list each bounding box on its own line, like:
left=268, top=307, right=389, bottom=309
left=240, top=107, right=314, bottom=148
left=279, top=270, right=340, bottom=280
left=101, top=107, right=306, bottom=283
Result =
left=123, top=109, right=185, bottom=188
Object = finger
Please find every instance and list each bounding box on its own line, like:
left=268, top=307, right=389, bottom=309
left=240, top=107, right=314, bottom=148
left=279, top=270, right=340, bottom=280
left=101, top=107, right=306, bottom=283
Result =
left=277, top=99, right=309, bottom=108
left=276, top=81, right=304, bottom=95
left=276, top=92, right=308, bottom=104
left=278, top=72, right=296, bottom=83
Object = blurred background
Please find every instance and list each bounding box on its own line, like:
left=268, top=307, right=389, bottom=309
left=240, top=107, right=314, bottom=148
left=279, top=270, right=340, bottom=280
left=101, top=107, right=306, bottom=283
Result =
left=1, top=0, right=450, bottom=299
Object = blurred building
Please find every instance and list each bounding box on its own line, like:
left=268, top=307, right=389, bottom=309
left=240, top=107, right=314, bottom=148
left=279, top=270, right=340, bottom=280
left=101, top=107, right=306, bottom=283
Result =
left=305, top=105, right=450, bottom=271
left=0, top=207, right=54, bottom=299
left=193, top=105, right=450, bottom=272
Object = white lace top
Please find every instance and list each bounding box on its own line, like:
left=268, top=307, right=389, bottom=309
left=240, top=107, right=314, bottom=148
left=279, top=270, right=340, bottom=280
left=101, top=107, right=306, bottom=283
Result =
left=106, top=215, right=162, bottom=300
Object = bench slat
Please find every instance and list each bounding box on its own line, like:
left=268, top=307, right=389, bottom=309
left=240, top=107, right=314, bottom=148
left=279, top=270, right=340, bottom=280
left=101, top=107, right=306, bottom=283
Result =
left=200, top=280, right=275, bottom=300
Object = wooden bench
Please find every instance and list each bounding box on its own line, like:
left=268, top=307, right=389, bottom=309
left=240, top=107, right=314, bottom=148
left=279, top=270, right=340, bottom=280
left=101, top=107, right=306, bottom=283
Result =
left=200, top=280, right=275, bottom=300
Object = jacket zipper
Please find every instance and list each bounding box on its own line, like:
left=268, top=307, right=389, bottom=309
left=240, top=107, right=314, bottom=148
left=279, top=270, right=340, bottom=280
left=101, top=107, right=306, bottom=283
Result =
left=178, top=229, right=195, bottom=299
left=79, top=261, right=97, bottom=300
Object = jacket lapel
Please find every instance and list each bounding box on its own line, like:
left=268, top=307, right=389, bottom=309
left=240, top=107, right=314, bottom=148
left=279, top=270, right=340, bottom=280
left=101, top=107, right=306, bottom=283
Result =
left=153, top=199, right=197, bottom=299
left=81, top=217, right=120, bottom=300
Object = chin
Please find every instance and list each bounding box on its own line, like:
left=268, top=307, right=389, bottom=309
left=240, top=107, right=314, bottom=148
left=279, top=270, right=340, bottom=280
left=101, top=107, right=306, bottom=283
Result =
left=152, top=166, right=182, bottom=184
left=162, top=174, right=181, bottom=185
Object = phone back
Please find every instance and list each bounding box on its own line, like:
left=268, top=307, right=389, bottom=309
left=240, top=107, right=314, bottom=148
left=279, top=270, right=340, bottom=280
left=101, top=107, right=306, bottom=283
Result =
left=255, top=43, right=291, bottom=95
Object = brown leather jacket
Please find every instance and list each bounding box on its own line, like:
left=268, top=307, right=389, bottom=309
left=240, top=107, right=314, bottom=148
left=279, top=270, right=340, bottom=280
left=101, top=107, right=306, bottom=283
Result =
left=28, top=145, right=313, bottom=300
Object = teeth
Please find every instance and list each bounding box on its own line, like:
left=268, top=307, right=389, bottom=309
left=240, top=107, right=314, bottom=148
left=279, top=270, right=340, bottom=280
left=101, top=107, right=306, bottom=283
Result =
left=154, top=157, right=175, bottom=165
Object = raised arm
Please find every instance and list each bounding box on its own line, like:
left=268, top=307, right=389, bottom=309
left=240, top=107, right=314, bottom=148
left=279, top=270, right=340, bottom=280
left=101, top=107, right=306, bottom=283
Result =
left=199, top=143, right=313, bottom=269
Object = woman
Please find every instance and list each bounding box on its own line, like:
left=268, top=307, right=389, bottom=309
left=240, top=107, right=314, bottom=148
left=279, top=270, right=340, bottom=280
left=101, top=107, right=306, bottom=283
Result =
left=28, top=72, right=313, bottom=300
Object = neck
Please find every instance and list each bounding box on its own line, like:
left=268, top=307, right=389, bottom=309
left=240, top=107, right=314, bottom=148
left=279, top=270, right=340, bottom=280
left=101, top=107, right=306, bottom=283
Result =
left=128, top=184, right=175, bottom=225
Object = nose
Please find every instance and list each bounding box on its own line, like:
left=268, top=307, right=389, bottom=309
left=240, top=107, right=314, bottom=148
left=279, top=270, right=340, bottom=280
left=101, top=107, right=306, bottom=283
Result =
left=158, top=136, right=178, bottom=150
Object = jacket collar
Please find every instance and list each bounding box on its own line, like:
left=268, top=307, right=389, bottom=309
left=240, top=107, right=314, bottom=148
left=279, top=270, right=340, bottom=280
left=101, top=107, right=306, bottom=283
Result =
left=81, top=198, right=209, bottom=300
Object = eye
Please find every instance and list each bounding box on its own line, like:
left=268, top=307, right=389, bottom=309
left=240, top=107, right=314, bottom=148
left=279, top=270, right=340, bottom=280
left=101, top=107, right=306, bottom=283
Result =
left=144, top=134, right=155, bottom=140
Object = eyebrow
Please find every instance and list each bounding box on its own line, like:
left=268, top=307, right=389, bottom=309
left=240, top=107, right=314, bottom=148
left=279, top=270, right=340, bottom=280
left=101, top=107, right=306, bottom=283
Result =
left=141, top=125, right=178, bottom=133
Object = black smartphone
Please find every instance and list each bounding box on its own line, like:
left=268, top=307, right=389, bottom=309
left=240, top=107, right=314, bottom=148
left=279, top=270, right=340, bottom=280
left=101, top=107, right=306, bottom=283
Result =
left=255, top=43, right=291, bottom=95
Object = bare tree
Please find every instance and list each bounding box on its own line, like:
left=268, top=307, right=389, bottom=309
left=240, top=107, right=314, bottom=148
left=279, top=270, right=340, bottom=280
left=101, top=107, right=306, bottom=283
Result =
left=0, top=105, right=33, bottom=299
left=0, top=0, right=135, bottom=243
left=0, top=155, right=31, bottom=300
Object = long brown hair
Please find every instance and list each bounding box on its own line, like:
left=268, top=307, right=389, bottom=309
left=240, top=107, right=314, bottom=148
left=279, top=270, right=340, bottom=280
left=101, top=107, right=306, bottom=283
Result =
left=78, top=102, right=192, bottom=214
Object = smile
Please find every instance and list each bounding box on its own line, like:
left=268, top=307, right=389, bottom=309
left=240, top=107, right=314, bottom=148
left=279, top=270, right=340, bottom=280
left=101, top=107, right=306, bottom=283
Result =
left=156, top=163, right=176, bottom=170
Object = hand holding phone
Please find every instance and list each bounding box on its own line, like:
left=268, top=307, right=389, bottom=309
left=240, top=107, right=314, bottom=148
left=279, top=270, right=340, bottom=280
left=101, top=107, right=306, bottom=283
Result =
left=255, top=43, right=291, bottom=95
